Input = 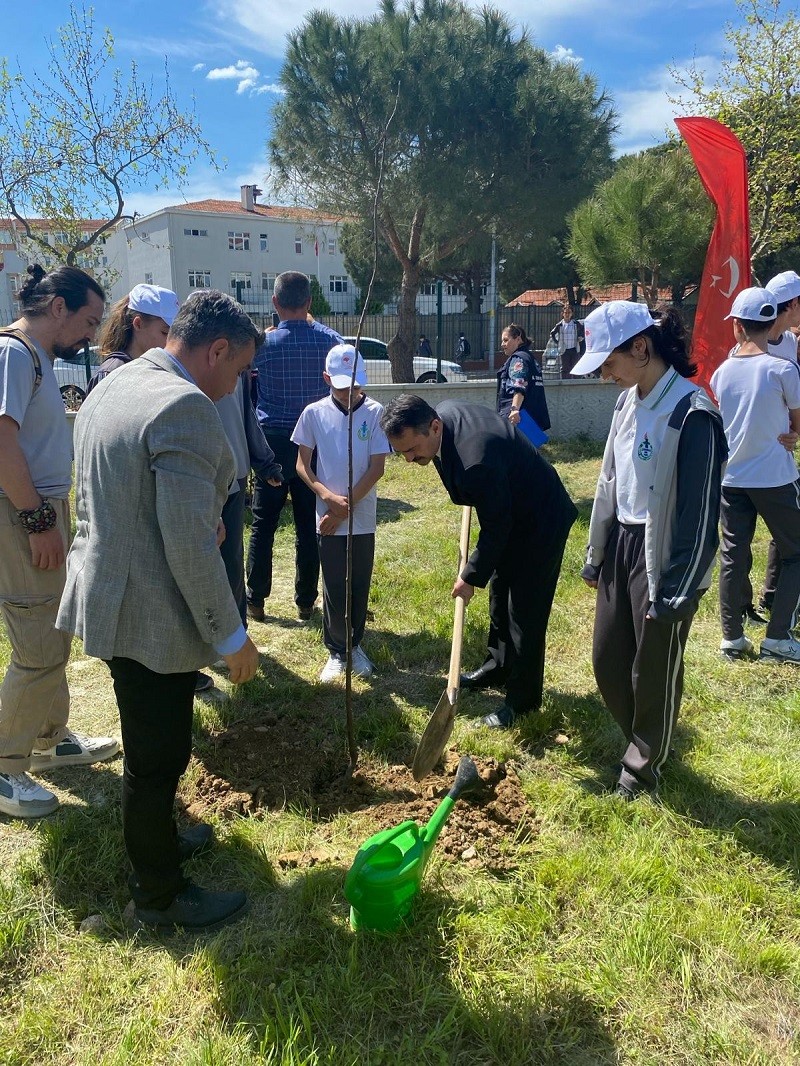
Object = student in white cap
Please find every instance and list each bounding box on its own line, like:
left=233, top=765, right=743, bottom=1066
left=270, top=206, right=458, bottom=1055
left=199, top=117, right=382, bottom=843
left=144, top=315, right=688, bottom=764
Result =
left=711, top=286, right=800, bottom=664
left=740, top=270, right=800, bottom=618
left=87, top=284, right=180, bottom=394
left=292, top=344, right=391, bottom=682
left=574, top=302, right=726, bottom=800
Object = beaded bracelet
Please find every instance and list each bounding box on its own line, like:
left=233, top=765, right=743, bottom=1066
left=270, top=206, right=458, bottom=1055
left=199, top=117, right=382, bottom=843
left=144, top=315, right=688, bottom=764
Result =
left=16, top=498, right=57, bottom=535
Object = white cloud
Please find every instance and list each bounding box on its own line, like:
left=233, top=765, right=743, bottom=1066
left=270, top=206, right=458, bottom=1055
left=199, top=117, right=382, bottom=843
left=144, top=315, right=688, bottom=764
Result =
left=550, top=44, right=583, bottom=65
left=613, top=54, right=721, bottom=155
left=192, top=62, right=206, bottom=72
left=207, top=60, right=259, bottom=82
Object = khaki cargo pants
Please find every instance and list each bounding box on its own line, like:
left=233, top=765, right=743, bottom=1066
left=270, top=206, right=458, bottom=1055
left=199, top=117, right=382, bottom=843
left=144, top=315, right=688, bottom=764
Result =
left=0, top=496, right=72, bottom=773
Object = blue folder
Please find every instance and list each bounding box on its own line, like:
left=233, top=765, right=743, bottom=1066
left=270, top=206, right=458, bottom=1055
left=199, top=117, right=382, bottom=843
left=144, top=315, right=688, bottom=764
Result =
left=518, top=409, right=549, bottom=448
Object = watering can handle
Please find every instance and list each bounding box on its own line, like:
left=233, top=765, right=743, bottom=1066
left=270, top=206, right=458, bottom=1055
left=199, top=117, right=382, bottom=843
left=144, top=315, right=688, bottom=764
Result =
left=448, top=506, right=472, bottom=692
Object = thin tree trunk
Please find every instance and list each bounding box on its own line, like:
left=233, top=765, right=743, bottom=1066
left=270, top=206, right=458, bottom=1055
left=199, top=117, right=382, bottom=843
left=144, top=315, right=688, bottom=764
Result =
left=388, top=264, right=419, bottom=382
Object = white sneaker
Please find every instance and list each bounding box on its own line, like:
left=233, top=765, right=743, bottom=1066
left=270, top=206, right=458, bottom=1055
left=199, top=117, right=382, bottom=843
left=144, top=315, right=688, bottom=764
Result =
left=0, top=771, right=59, bottom=818
left=29, top=729, right=121, bottom=770
left=720, top=635, right=755, bottom=660
left=320, top=655, right=347, bottom=683
left=352, top=646, right=374, bottom=679
left=760, top=637, right=800, bottom=663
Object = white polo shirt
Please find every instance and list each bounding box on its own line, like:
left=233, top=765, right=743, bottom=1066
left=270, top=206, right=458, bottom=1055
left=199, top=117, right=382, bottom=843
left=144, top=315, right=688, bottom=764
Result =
left=291, top=393, right=391, bottom=535
left=711, top=353, right=800, bottom=488
left=767, top=330, right=799, bottom=364
left=613, top=369, right=699, bottom=523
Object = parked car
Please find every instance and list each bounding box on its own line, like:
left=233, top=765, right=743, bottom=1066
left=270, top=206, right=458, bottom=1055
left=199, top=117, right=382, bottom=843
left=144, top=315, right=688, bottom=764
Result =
left=53, top=346, right=102, bottom=410
left=342, top=336, right=468, bottom=384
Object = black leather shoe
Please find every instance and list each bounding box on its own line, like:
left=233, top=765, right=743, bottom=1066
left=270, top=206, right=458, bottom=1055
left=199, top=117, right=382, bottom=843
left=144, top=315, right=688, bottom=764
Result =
left=612, top=780, right=655, bottom=802
left=460, top=666, right=505, bottom=690
left=297, top=605, right=314, bottom=621
left=178, top=823, right=214, bottom=861
left=133, top=883, right=247, bottom=931
left=743, top=605, right=768, bottom=626
left=194, top=672, right=214, bottom=693
left=246, top=599, right=265, bottom=622
left=480, top=705, right=517, bottom=730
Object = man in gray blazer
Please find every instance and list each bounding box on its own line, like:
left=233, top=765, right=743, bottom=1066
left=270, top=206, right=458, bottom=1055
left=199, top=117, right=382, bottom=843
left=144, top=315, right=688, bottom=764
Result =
left=57, top=290, right=260, bottom=931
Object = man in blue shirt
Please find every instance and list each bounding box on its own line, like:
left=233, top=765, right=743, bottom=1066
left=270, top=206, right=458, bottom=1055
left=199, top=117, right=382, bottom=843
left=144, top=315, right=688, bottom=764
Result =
left=246, top=272, right=342, bottom=621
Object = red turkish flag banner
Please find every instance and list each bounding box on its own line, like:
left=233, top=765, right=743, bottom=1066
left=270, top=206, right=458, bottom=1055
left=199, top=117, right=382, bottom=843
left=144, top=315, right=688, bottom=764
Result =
left=675, top=117, right=751, bottom=395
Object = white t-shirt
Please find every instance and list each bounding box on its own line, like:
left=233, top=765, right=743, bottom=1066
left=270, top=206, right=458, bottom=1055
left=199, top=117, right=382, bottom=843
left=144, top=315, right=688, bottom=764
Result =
left=291, top=393, right=391, bottom=535
left=711, top=353, right=800, bottom=488
left=0, top=335, right=72, bottom=498
left=767, top=330, right=799, bottom=364
left=613, top=369, right=699, bottom=523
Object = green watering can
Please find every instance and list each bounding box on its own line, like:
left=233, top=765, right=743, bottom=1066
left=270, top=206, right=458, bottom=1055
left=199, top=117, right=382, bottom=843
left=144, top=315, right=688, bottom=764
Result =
left=344, top=755, right=481, bottom=932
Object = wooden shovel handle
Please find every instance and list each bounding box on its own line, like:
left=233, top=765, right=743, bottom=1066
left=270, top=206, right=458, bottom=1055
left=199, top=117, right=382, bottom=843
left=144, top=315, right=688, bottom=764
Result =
left=448, top=506, right=472, bottom=692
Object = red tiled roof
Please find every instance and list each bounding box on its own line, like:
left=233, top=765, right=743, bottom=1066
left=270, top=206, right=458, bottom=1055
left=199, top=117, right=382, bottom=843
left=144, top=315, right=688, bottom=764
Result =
left=163, top=199, right=343, bottom=224
left=506, top=283, right=677, bottom=308
left=0, top=218, right=106, bottom=232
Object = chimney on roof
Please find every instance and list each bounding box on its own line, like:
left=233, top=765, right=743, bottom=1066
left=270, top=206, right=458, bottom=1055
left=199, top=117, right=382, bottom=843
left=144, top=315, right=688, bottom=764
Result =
left=240, top=184, right=262, bottom=212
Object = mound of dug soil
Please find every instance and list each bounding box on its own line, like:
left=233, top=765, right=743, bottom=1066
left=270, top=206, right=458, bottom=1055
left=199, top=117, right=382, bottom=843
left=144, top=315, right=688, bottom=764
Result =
left=184, top=712, right=538, bottom=873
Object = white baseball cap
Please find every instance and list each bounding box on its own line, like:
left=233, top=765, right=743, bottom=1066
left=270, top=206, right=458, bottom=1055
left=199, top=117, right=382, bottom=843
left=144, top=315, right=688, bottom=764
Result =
left=570, top=301, right=654, bottom=376
left=128, top=283, right=180, bottom=326
left=326, top=344, right=367, bottom=388
left=766, top=270, right=800, bottom=305
left=724, top=287, right=777, bottom=322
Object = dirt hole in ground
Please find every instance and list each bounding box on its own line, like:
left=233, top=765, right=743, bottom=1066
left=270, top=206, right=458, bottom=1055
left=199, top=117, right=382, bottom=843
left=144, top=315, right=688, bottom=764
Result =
left=183, top=715, right=537, bottom=874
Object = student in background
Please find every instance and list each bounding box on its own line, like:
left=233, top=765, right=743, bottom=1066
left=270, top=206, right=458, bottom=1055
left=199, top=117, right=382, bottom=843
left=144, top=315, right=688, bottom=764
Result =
left=87, top=284, right=179, bottom=395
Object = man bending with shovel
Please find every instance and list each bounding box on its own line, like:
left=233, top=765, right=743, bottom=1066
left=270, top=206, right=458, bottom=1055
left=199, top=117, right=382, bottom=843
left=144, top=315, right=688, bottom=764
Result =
left=380, top=395, right=577, bottom=729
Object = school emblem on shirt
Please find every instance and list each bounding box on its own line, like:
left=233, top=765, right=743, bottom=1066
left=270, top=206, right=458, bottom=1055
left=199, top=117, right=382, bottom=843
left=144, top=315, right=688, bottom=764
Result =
left=637, top=434, right=654, bottom=461
left=357, top=420, right=370, bottom=441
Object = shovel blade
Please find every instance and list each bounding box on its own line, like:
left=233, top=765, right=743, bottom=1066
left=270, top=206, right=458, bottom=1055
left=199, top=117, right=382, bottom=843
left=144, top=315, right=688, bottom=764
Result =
left=412, top=688, right=457, bottom=782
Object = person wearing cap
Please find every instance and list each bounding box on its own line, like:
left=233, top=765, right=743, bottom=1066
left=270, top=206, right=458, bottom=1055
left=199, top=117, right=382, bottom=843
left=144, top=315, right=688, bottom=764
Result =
left=750, top=270, right=800, bottom=618
left=291, top=345, right=391, bottom=681
left=380, top=393, right=577, bottom=729
left=575, top=301, right=726, bottom=800
left=711, top=286, right=800, bottom=665
left=87, top=284, right=180, bottom=394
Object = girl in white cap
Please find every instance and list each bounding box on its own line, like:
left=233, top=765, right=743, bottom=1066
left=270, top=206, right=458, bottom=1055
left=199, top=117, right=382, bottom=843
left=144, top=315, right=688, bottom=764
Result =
left=87, top=283, right=180, bottom=395
left=573, top=302, right=727, bottom=800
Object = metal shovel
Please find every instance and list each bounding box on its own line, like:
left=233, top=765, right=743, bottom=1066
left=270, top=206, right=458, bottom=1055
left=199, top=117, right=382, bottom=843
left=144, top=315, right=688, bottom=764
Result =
left=412, top=505, right=472, bottom=781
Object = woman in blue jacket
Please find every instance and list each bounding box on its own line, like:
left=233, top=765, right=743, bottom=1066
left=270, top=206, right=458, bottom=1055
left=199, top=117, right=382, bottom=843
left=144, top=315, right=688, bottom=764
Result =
left=496, top=323, right=550, bottom=433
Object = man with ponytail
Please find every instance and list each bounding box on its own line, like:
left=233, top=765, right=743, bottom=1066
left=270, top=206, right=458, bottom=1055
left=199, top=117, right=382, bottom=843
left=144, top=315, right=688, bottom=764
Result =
left=0, top=264, right=119, bottom=819
left=575, top=301, right=727, bottom=801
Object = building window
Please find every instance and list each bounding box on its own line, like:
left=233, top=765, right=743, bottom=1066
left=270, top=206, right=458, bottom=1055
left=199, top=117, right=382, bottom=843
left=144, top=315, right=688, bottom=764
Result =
left=53, top=232, right=69, bottom=245
left=228, top=231, right=250, bottom=252
left=230, top=271, right=252, bottom=297
left=295, top=237, right=302, bottom=255
left=419, top=283, right=437, bottom=296
left=327, top=237, right=336, bottom=255
left=184, top=227, right=208, bottom=237
left=329, top=275, right=348, bottom=294
left=446, top=284, right=461, bottom=297
left=262, top=272, right=278, bottom=292
left=144, top=272, right=154, bottom=284
left=188, top=270, right=212, bottom=288
left=8, top=273, right=20, bottom=294
left=260, top=233, right=269, bottom=252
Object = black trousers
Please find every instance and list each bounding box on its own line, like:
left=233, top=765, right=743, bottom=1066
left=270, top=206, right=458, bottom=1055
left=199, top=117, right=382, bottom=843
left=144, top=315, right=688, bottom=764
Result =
left=593, top=523, right=696, bottom=792
left=107, top=656, right=195, bottom=909
left=246, top=432, right=320, bottom=610
left=318, top=533, right=374, bottom=656
left=478, top=521, right=572, bottom=713
left=719, top=482, right=800, bottom=641
left=220, top=481, right=247, bottom=625
left=560, top=347, right=580, bottom=379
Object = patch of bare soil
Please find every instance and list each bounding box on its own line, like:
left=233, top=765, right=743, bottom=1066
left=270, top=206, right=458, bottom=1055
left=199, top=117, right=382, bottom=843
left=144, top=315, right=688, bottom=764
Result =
left=184, top=716, right=537, bottom=873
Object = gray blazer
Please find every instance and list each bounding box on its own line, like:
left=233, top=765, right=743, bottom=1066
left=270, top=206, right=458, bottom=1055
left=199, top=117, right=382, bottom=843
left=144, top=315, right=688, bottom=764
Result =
left=57, top=349, right=242, bottom=673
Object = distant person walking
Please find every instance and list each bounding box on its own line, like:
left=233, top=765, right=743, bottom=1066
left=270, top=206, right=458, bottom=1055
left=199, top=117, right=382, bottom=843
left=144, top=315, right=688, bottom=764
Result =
left=455, top=332, right=471, bottom=364
left=550, top=304, right=585, bottom=379
left=246, top=271, right=342, bottom=622
left=418, top=334, right=433, bottom=359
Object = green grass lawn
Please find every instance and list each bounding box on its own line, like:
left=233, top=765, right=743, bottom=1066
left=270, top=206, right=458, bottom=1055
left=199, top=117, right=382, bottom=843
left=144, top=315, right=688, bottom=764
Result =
left=1, top=439, right=800, bottom=1065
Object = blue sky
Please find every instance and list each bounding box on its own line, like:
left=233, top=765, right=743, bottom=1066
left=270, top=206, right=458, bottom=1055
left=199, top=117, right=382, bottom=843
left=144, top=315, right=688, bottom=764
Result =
left=3, top=0, right=739, bottom=218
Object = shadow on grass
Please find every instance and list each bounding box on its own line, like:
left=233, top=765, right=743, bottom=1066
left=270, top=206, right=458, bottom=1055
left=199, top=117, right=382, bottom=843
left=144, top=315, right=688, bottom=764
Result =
left=196, top=864, right=620, bottom=1064
left=377, top=496, right=416, bottom=524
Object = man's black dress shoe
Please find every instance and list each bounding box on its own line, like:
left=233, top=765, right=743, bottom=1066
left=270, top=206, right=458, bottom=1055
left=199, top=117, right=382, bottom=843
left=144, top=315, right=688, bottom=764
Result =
left=178, top=823, right=214, bottom=861
left=480, top=705, right=518, bottom=730
left=460, top=666, right=506, bottom=690
left=133, top=882, right=247, bottom=931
